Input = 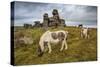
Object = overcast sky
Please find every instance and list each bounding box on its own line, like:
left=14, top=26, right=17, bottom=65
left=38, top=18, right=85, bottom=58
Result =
left=11, top=1, right=97, bottom=27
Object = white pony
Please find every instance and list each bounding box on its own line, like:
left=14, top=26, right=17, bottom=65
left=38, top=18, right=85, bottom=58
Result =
left=81, top=27, right=89, bottom=39
left=38, top=30, right=68, bottom=56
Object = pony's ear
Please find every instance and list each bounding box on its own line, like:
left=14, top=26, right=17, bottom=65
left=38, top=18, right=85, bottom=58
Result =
left=51, top=33, right=58, bottom=39
left=38, top=46, right=44, bottom=57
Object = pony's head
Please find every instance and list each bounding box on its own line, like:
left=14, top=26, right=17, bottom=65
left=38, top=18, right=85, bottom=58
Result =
left=38, top=46, right=44, bottom=57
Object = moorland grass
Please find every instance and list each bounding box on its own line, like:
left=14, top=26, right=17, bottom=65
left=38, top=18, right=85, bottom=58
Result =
left=14, top=26, right=97, bottom=65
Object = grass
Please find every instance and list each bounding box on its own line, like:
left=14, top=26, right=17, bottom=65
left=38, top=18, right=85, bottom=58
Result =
left=14, top=26, right=97, bottom=65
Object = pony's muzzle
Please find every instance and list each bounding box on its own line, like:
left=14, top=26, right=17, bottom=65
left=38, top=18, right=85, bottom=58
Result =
left=38, top=46, right=44, bottom=57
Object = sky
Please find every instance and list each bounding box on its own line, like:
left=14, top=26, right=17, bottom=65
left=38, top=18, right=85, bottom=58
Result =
left=11, top=1, right=97, bottom=27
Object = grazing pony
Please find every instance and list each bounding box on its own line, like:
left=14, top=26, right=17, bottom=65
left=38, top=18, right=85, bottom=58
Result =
left=81, top=27, right=89, bottom=39
left=38, top=30, right=68, bottom=56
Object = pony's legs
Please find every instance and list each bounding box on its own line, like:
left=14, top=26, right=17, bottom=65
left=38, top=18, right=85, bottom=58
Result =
left=60, top=40, right=65, bottom=51
left=47, top=42, right=52, bottom=53
left=85, top=33, right=88, bottom=39
left=64, top=40, right=68, bottom=50
left=81, top=33, right=83, bottom=38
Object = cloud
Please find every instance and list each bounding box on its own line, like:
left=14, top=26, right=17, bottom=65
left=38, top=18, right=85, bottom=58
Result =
left=11, top=1, right=97, bottom=26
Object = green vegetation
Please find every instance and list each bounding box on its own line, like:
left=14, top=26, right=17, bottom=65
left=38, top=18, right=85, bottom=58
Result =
left=14, top=26, right=97, bottom=65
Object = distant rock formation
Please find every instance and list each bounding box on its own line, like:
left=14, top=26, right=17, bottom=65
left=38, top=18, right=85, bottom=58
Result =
left=24, top=9, right=66, bottom=28
left=24, top=23, right=32, bottom=28
left=34, top=21, right=42, bottom=27
left=35, top=9, right=66, bottom=27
